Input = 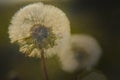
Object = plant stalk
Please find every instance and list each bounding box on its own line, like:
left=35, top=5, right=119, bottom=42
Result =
left=40, top=48, right=49, bottom=80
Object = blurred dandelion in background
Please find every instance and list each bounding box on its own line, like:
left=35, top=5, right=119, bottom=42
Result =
left=71, top=34, right=102, bottom=71
left=60, top=34, right=102, bottom=73
left=8, top=2, right=70, bottom=80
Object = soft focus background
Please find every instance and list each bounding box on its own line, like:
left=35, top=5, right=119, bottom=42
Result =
left=0, top=0, right=120, bottom=80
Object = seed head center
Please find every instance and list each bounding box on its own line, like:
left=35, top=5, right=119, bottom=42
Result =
left=31, top=25, right=49, bottom=44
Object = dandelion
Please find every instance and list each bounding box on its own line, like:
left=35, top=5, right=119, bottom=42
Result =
left=8, top=2, right=70, bottom=80
left=71, top=34, right=102, bottom=71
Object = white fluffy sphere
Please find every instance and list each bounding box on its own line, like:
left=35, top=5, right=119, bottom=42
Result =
left=8, top=2, right=71, bottom=58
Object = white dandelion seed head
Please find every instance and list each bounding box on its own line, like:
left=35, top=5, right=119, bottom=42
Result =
left=71, top=34, right=102, bottom=71
left=8, top=2, right=70, bottom=58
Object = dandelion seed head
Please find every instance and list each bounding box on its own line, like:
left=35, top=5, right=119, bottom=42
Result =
left=71, top=34, right=102, bottom=70
left=8, top=2, right=70, bottom=58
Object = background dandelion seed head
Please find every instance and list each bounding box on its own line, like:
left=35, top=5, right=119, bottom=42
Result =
left=71, top=34, right=102, bottom=70
left=59, top=34, right=102, bottom=73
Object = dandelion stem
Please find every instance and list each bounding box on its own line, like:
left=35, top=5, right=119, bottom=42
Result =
left=40, top=47, right=49, bottom=80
